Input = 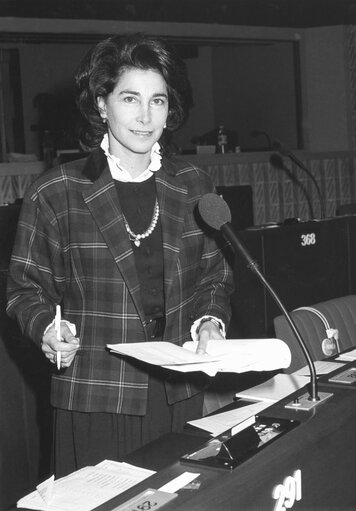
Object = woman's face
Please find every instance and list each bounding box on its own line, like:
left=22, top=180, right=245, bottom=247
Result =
left=97, top=67, right=169, bottom=163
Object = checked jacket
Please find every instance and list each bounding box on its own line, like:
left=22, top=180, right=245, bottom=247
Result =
left=7, top=148, right=234, bottom=415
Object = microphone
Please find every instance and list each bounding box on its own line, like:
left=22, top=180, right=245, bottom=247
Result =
left=273, top=140, right=326, bottom=219
left=270, top=153, right=315, bottom=220
left=198, top=193, right=332, bottom=409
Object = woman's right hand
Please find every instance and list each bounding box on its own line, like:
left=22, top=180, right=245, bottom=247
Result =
left=41, top=322, right=80, bottom=368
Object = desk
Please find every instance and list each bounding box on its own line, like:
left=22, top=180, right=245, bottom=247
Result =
left=93, top=384, right=356, bottom=511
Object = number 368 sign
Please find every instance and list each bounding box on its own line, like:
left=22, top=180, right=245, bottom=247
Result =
left=300, top=233, right=316, bottom=246
left=272, top=469, right=302, bottom=510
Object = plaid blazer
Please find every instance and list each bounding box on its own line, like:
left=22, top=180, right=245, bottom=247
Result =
left=7, top=148, right=234, bottom=414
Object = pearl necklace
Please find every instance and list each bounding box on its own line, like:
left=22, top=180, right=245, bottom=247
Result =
left=123, top=199, right=160, bottom=247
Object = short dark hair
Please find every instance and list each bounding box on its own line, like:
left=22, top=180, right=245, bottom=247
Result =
left=75, top=32, right=193, bottom=149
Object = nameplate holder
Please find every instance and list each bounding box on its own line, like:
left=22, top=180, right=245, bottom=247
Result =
left=328, top=366, right=356, bottom=385
left=181, top=416, right=299, bottom=470
left=110, top=488, right=177, bottom=511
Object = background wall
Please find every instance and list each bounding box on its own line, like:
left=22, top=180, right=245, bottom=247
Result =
left=19, top=43, right=90, bottom=156
left=5, top=39, right=301, bottom=156
left=300, top=25, right=352, bottom=151
left=2, top=24, right=356, bottom=158
left=211, top=42, right=299, bottom=151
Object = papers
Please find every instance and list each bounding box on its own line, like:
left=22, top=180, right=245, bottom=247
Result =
left=336, top=348, right=356, bottom=362
left=292, top=360, right=345, bottom=376
left=107, top=338, right=291, bottom=377
left=158, top=472, right=200, bottom=493
left=234, top=360, right=348, bottom=404
left=188, top=401, right=269, bottom=437
left=17, top=460, right=155, bottom=511
left=107, top=341, right=219, bottom=367
left=234, top=373, right=308, bottom=403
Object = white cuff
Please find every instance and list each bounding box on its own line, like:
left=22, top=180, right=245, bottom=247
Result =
left=190, top=315, right=226, bottom=341
left=44, top=318, right=77, bottom=336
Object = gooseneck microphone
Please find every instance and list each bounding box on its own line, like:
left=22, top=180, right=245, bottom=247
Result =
left=273, top=140, right=326, bottom=219
left=270, top=153, right=315, bottom=220
left=198, top=192, right=319, bottom=403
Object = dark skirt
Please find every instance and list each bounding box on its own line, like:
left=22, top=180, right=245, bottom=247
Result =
left=52, top=371, right=203, bottom=478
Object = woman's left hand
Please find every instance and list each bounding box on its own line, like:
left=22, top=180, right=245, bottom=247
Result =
left=196, top=321, right=224, bottom=355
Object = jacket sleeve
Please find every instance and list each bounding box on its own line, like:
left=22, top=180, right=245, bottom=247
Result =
left=187, top=166, right=235, bottom=329
left=6, top=191, right=65, bottom=345
left=193, top=225, right=234, bottom=329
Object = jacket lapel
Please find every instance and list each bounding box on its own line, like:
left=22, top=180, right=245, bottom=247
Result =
left=80, top=150, right=188, bottom=319
left=81, top=153, right=144, bottom=321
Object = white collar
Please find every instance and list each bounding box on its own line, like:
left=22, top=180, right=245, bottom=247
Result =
left=100, top=134, right=162, bottom=183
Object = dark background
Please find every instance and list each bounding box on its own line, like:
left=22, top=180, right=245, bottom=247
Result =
left=0, top=0, right=356, bottom=28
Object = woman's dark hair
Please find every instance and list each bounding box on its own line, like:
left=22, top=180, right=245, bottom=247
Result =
left=75, top=32, right=193, bottom=148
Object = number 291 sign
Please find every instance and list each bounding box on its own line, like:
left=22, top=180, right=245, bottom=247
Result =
left=272, top=469, right=302, bottom=510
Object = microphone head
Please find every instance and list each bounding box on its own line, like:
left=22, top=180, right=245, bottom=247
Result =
left=198, top=193, right=231, bottom=230
left=270, top=153, right=285, bottom=169
left=272, top=139, right=290, bottom=157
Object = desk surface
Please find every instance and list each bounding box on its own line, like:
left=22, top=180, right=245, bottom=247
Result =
left=92, top=384, right=356, bottom=511
left=17, top=382, right=356, bottom=510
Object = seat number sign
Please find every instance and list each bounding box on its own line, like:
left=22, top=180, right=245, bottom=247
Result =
left=300, top=233, right=316, bottom=246
left=272, top=469, right=302, bottom=510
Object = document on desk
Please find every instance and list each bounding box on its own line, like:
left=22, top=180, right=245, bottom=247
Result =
left=107, top=338, right=291, bottom=377
left=188, top=400, right=269, bottom=437
left=292, top=360, right=345, bottom=376
left=234, top=373, right=308, bottom=403
left=16, top=460, right=155, bottom=511
left=336, top=347, right=356, bottom=362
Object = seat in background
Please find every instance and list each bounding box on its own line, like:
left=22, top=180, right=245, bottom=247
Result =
left=273, top=295, right=356, bottom=373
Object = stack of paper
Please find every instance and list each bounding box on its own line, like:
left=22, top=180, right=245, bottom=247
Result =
left=107, top=338, right=291, bottom=377
left=17, top=460, right=155, bottom=511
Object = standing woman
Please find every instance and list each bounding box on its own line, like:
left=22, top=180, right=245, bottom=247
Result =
left=7, top=33, right=233, bottom=478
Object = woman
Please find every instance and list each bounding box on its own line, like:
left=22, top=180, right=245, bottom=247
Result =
left=7, top=33, right=233, bottom=477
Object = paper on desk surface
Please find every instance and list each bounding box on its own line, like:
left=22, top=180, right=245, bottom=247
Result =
left=234, top=373, right=308, bottom=403
left=107, top=338, right=291, bottom=377
left=17, top=460, right=155, bottom=511
left=234, top=359, right=348, bottom=404
left=158, top=472, right=200, bottom=493
left=292, top=360, right=345, bottom=376
left=336, top=347, right=356, bottom=361
left=188, top=400, right=269, bottom=437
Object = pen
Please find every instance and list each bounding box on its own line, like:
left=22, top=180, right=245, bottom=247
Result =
left=55, top=305, right=61, bottom=370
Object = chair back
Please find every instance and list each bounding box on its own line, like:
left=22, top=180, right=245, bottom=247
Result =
left=273, top=295, right=356, bottom=373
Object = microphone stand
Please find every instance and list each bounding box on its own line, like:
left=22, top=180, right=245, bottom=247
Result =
left=270, top=153, right=315, bottom=220
left=222, top=222, right=333, bottom=410
left=273, top=141, right=326, bottom=219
